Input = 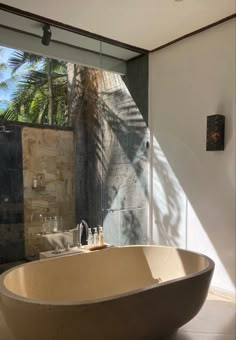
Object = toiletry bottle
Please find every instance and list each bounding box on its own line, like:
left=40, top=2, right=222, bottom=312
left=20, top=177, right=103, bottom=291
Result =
left=32, top=176, right=37, bottom=189
left=39, top=214, right=43, bottom=233
left=42, top=217, right=47, bottom=234
left=37, top=175, right=41, bottom=188
left=59, top=216, right=64, bottom=232
left=48, top=217, right=53, bottom=233
left=87, top=228, right=93, bottom=245
left=93, top=228, right=99, bottom=245
left=98, top=226, right=104, bottom=246
left=45, top=217, right=49, bottom=233
left=53, top=216, right=58, bottom=233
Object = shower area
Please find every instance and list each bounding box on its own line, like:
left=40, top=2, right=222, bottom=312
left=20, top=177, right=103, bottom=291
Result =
left=0, top=125, right=24, bottom=264
left=0, top=7, right=149, bottom=270
left=0, top=123, right=75, bottom=267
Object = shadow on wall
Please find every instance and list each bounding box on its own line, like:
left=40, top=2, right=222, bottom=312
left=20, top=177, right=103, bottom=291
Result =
left=70, top=65, right=149, bottom=245
left=153, top=128, right=235, bottom=292
left=121, top=210, right=142, bottom=245
left=70, top=66, right=104, bottom=230
left=100, top=73, right=186, bottom=247
left=150, top=20, right=236, bottom=292
left=152, top=137, right=185, bottom=248
left=100, top=72, right=149, bottom=245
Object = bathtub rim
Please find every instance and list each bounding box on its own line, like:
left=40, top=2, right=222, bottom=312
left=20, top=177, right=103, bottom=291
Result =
left=0, top=245, right=215, bottom=306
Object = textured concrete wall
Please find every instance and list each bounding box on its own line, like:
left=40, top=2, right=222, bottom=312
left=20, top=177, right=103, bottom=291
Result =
left=22, top=127, right=75, bottom=256
left=0, top=124, right=24, bottom=263
left=123, top=54, right=149, bottom=125
left=74, top=56, right=149, bottom=245
left=72, top=67, right=103, bottom=234
left=100, top=72, right=149, bottom=245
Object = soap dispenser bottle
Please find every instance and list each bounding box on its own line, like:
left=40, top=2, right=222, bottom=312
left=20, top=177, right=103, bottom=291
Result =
left=93, top=228, right=99, bottom=245
left=87, top=228, right=93, bottom=245
left=98, top=226, right=104, bottom=246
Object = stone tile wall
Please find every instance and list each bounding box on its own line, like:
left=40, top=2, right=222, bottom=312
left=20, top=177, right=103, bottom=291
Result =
left=22, top=127, right=75, bottom=256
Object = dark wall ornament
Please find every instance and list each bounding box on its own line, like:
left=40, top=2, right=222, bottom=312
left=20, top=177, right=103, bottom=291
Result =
left=206, top=114, right=225, bottom=151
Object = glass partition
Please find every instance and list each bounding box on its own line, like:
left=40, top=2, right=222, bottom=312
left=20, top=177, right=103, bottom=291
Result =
left=0, top=6, right=149, bottom=268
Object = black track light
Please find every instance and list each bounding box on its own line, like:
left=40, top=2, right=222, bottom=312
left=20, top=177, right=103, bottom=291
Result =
left=41, top=24, right=52, bottom=46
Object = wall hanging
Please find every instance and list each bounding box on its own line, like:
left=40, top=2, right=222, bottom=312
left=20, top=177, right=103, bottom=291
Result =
left=206, top=114, right=225, bottom=151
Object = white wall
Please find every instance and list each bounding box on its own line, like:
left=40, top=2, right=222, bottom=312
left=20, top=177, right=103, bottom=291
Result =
left=149, top=19, right=236, bottom=295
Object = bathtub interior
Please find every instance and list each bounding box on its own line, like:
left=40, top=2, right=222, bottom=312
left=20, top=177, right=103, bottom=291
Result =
left=2, top=246, right=210, bottom=303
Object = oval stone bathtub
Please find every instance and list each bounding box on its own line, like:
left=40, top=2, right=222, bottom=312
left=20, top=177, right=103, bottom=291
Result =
left=0, top=245, right=214, bottom=340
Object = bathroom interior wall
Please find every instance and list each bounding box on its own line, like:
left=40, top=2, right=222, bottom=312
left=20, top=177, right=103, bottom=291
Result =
left=149, top=19, right=236, bottom=295
left=22, top=127, right=75, bottom=257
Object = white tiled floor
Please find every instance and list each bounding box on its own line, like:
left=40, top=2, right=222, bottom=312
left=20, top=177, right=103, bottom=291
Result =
left=166, top=293, right=236, bottom=340
left=0, top=293, right=235, bottom=340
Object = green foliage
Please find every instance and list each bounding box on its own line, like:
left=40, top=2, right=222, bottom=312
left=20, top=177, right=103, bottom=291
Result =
left=0, top=62, right=8, bottom=90
left=1, top=50, right=68, bottom=126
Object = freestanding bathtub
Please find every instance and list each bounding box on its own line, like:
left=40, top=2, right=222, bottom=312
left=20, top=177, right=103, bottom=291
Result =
left=0, top=245, right=214, bottom=340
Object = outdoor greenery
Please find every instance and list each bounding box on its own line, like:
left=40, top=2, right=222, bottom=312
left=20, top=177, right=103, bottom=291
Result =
left=0, top=50, right=69, bottom=126
left=0, top=62, right=7, bottom=90
left=0, top=46, right=102, bottom=128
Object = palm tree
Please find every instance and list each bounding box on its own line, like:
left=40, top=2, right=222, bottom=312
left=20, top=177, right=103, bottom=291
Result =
left=2, top=51, right=68, bottom=126
left=0, top=61, right=9, bottom=115
left=0, top=62, right=8, bottom=90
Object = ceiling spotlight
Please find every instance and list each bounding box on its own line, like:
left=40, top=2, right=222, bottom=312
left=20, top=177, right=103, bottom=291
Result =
left=41, top=24, right=52, bottom=46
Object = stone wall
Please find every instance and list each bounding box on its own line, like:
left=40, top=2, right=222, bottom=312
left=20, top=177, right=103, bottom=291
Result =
left=22, top=127, right=75, bottom=257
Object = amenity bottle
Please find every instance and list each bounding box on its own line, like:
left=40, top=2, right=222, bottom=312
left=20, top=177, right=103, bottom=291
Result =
left=93, top=229, right=99, bottom=245
left=98, top=226, right=104, bottom=246
left=53, top=216, right=58, bottom=232
left=87, top=228, right=93, bottom=245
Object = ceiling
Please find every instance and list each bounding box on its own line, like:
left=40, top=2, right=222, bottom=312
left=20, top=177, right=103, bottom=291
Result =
left=0, top=10, right=140, bottom=60
left=1, top=0, right=236, bottom=50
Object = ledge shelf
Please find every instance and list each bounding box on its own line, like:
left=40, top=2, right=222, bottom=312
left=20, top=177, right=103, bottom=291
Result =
left=32, top=186, right=46, bottom=191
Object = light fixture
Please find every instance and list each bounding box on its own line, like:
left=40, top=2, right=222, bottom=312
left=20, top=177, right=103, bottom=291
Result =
left=41, top=24, right=52, bottom=46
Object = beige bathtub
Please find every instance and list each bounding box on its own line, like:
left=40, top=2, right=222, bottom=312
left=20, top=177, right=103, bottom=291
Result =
left=0, top=245, right=214, bottom=340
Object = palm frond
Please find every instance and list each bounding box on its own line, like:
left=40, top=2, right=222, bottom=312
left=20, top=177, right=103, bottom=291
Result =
left=8, top=51, right=44, bottom=73
left=0, top=63, right=7, bottom=72
left=4, top=50, right=69, bottom=126
left=0, top=81, right=7, bottom=90
left=0, top=62, right=8, bottom=90
left=20, top=70, right=48, bottom=87
left=42, top=59, right=66, bottom=74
